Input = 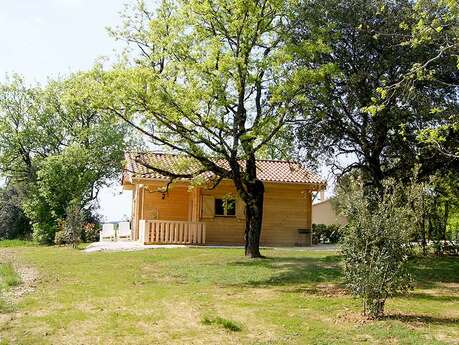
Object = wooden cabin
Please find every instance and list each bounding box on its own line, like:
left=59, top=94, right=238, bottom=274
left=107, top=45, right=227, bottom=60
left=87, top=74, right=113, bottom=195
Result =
left=122, top=152, right=326, bottom=247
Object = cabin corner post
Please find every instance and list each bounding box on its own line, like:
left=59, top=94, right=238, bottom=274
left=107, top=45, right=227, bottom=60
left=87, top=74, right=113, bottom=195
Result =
left=302, top=189, right=313, bottom=247
left=132, top=183, right=145, bottom=241
left=191, top=187, right=201, bottom=222
left=190, top=187, right=203, bottom=243
left=305, top=189, right=313, bottom=230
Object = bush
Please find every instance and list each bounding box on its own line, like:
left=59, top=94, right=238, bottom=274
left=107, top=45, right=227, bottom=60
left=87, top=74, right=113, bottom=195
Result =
left=337, top=178, right=420, bottom=319
left=312, top=224, right=341, bottom=243
left=0, top=185, right=32, bottom=240
left=82, top=223, right=100, bottom=243
left=432, top=240, right=459, bottom=256
left=53, top=211, right=99, bottom=245
left=54, top=230, right=68, bottom=246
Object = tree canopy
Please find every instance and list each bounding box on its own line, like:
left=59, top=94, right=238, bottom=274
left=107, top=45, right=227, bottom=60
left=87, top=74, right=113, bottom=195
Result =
left=75, top=0, right=330, bottom=256
left=291, top=0, right=458, bottom=190
left=0, top=75, right=128, bottom=243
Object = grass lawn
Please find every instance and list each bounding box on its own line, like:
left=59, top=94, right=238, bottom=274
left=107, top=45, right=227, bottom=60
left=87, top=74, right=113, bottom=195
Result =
left=0, top=245, right=458, bottom=345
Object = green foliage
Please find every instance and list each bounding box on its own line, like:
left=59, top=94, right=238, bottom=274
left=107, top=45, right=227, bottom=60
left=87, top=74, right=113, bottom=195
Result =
left=0, top=75, right=128, bottom=243
left=414, top=173, right=459, bottom=255
left=337, top=178, right=420, bottom=319
left=292, top=0, right=458, bottom=185
left=393, top=0, right=459, bottom=159
left=53, top=230, right=67, bottom=246
left=87, top=0, right=321, bottom=164
left=63, top=202, right=84, bottom=248
left=24, top=145, right=114, bottom=243
left=0, top=185, right=31, bottom=240
left=312, top=224, right=341, bottom=244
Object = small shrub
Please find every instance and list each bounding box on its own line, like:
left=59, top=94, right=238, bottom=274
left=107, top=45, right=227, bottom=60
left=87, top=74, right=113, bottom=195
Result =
left=0, top=185, right=32, bottom=240
left=201, top=316, right=242, bottom=332
left=312, top=224, right=341, bottom=243
left=432, top=240, right=459, bottom=256
left=82, top=223, right=100, bottom=243
left=337, top=178, right=420, bottom=319
left=54, top=230, right=68, bottom=246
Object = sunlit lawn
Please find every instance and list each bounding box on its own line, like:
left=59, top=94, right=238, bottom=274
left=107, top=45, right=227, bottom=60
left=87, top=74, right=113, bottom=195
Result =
left=0, top=243, right=458, bottom=345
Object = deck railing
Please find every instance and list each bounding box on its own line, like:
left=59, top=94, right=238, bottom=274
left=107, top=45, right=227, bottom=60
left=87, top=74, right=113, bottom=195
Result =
left=139, top=220, right=206, bottom=245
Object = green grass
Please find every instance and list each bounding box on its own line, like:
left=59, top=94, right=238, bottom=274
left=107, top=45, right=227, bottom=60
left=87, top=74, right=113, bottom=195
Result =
left=0, top=239, right=38, bottom=248
left=0, top=262, right=21, bottom=314
left=0, top=263, right=21, bottom=290
left=0, top=246, right=457, bottom=345
left=201, top=315, right=242, bottom=331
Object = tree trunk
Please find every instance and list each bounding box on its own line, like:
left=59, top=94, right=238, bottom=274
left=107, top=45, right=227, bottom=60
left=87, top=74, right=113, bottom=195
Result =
left=244, top=179, right=265, bottom=258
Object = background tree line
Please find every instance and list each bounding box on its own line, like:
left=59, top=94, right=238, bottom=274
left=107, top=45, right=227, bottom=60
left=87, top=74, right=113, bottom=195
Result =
left=0, top=75, right=130, bottom=243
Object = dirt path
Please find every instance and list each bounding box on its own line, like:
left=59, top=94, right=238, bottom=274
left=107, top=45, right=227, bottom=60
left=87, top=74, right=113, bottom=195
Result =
left=0, top=250, right=39, bottom=303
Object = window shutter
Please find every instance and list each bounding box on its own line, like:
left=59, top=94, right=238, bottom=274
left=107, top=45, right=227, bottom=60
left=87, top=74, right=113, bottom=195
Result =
left=236, top=197, right=246, bottom=220
left=202, top=195, right=215, bottom=218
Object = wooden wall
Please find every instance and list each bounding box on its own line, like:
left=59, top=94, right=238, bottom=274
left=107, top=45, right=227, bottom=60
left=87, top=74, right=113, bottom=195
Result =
left=261, top=184, right=312, bottom=246
left=142, top=185, right=190, bottom=221
left=200, top=182, right=245, bottom=245
left=131, top=180, right=314, bottom=246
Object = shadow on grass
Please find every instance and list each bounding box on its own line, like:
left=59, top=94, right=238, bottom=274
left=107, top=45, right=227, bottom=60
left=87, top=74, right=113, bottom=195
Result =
left=384, top=313, right=459, bottom=326
left=409, top=256, right=459, bottom=289
left=229, top=255, right=343, bottom=287
left=405, top=292, right=459, bottom=303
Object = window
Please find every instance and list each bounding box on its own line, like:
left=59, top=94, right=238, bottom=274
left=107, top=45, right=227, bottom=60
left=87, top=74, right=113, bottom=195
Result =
left=215, top=198, right=236, bottom=217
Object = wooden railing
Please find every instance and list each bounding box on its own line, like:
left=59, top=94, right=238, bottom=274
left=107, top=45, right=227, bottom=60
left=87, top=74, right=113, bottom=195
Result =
left=139, top=220, right=206, bottom=245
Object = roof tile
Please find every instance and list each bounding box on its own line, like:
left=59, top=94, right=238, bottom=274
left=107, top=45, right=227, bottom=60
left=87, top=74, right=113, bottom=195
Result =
left=123, top=152, right=326, bottom=186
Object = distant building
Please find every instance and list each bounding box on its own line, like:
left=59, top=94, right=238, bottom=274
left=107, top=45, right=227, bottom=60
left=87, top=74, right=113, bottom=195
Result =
left=312, top=198, right=347, bottom=226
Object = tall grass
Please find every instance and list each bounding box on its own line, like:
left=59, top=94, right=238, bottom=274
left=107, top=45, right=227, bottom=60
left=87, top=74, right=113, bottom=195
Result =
left=0, top=263, right=21, bottom=290
left=201, top=316, right=242, bottom=332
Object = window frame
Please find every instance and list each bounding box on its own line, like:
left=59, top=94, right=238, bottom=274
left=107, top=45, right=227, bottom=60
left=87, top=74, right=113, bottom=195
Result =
left=214, top=198, right=236, bottom=217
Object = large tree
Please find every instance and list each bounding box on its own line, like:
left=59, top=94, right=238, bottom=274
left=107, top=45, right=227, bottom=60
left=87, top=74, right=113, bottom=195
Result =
left=81, top=0, right=328, bottom=257
left=291, top=0, right=458, bottom=190
left=0, top=75, right=127, bottom=243
left=389, top=0, right=459, bottom=160
left=0, top=184, right=31, bottom=240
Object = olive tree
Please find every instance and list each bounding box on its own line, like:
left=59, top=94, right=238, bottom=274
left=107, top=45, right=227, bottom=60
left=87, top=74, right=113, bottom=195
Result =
left=337, top=178, right=421, bottom=318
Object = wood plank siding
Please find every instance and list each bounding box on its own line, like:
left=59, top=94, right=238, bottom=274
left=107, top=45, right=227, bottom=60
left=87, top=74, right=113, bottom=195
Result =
left=130, top=180, right=314, bottom=246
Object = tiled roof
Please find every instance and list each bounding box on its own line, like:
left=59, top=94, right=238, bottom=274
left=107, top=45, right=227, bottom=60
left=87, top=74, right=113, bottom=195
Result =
left=123, top=152, right=326, bottom=186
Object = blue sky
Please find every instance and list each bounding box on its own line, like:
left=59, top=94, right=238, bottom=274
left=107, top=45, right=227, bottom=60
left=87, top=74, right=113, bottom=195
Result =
left=0, top=0, right=133, bottom=221
left=0, top=0, right=126, bottom=83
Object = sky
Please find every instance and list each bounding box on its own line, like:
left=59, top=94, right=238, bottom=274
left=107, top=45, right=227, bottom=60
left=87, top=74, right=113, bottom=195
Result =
left=0, top=0, right=133, bottom=221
